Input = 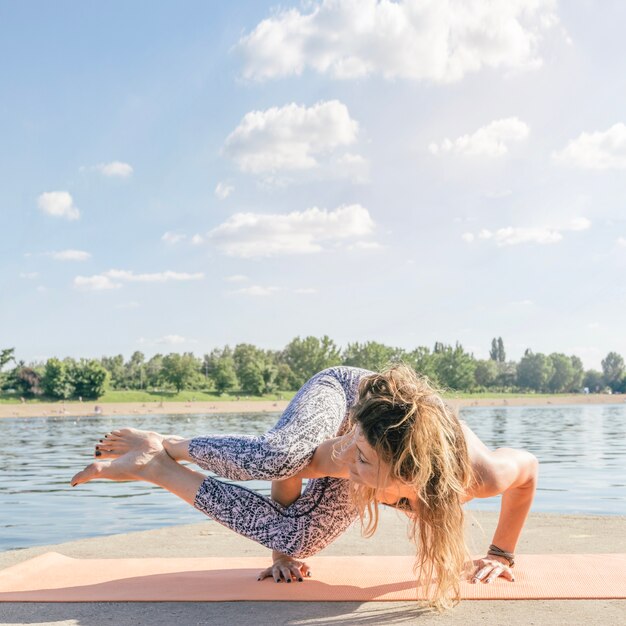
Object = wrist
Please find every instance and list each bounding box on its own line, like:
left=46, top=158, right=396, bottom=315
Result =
left=487, top=544, right=515, bottom=568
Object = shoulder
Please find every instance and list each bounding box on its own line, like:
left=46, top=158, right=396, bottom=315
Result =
left=471, top=447, right=539, bottom=498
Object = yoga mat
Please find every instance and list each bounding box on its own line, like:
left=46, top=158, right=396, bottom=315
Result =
left=0, top=552, right=624, bottom=602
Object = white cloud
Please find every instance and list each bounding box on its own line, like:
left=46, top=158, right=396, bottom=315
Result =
left=568, top=217, right=591, bottom=231
left=74, top=269, right=203, bottom=290
left=225, top=274, right=249, bottom=282
left=429, top=117, right=529, bottom=157
left=49, top=249, right=91, bottom=261
left=162, top=232, right=187, bottom=245
left=618, top=237, right=626, bottom=247
left=553, top=123, right=626, bottom=170
left=222, top=100, right=358, bottom=174
left=19, top=272, right=39, bottom=279
left=215, top=181, right=234, bottom=199
left=155, top=335, right=186, bottom=345
left=37, top=191, right=80, bottom=220
left=96, top=161, right=133, bottom=177
left=461, top=233, right=475, bottom=243
left=103, top=270, right=204, bottom=283
left=468, top=217, right=591, bottom=246
left=237, top=0, right=561, bottom=83
left=347, top=241, right=384, bottom=251
left=191, top=234, right=204, bottom=245
left=294, top=288, right=317, bottom=294
left=232, top=285, right=280, bottom=296
left=74, top=275, right=122, bottom=291
left=207, top=204, right=375, bottom=258
left=115, top=301, right=140, bottom=310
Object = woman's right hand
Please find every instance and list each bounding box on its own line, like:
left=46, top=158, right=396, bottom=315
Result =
left=257, top=551, right=311, bottom=583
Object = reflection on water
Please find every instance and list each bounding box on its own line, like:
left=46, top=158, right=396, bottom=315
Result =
left=0, top=405, right=624, bottom=551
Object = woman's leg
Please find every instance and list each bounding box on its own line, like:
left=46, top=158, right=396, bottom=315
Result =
left=185, top=369, right=353, bottom=480
left=71, top=435, right=205, bottom=506
left=98, top=368, right=359, bottom=481
left=72, top=434, right=358, bottom=558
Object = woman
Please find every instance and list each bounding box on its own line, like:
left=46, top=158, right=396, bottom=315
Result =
left=71, top=365, right=538, bottom=609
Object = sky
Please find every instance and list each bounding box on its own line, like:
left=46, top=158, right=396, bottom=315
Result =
left=1, top=0, right=625, bottom=370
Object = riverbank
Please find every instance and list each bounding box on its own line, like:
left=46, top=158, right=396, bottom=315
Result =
left=1, top=510, right=624, bottom=625
left=0, top=393, right=624, bottom=419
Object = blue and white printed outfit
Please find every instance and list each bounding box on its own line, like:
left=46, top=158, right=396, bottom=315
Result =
left=189, top=367, right=372, bottom=558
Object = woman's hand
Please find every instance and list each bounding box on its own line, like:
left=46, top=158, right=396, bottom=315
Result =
left=257, top=551, right=311, bottom=583
left=471, top=555, right=515, bottom=584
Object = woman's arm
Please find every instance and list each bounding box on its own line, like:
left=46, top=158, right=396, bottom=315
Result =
left=295, top=437, right=350, bottom=479
left=471, top=448, right=538, bottom=583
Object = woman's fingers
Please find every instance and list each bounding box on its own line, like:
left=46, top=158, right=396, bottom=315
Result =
left=471, top=559, right=515, bottom=584
left=257, top=567, right=273, bottom=581
left=257, top=559, right=310, bottom=583
left=484, top=565, right=503, bottom=584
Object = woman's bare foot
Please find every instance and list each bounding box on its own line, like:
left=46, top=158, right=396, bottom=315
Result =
left=71, top=432, right=168, bottom=487
left=95, top=427, right=184, bottom=459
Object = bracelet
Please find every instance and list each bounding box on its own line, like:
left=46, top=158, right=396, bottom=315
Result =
left=487, top=544, right=515, bottom=568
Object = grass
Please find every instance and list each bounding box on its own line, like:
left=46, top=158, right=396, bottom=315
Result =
left=443, top=391, right=580, bottom=399
left=0, top=389, right=594, bottom=405
left=0, top=389, right=297, bottom=404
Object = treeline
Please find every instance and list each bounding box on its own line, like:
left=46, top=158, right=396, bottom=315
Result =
left=1, top=337, right=625, bottom=401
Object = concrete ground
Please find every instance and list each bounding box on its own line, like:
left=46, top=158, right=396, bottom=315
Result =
left=1, top=510, right=624, bottom=626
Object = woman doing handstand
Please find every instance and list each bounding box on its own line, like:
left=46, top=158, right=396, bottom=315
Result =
left=71, top=364, right=538, bottom=609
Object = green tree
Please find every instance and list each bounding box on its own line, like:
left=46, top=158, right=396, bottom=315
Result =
left=126, top=351, right=146, bottom=390
left=282, top=336, right=341, bottom=388
left=213, top=349, right=239, bottom=394
left=474, top=359, right=498, bottom=388
left=71, top=359, right=109, bottom=399
left=569, top=356, right=584, bottom=392
left=233, top=344, right=268, bottom=395
left=406, top=346, right=438, bottom=382
left=489, top=337, right=506, bottom=362
left=145, top=354, right=164, bottom=390
left=0, top=348, right=16, bottom=391
left=432, top=343, right=476, bottom=391
left=162, top=353, right=200, bottom=393
left=101, top=355, right=125, bottom=389
left=517, top=350, right=554, bottom=392
left=583, top=369, right=603, bottom=392
left=601, top=352, right=625, bottom=391
left=495, top=361, right=518, bottom=389
left=274, top=363, right=295, bottom=391
left=342, top=341, right=402, bottom=371
left=42, top=358, right=74, bottom=399
left=7, top=366, right=43, bottom=397
left=547, top=353, right=575, bottom=393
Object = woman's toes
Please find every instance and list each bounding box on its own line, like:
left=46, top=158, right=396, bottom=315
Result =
left=71, top=461, right=108, bottom=486
left=96, top=449, right=119, bottom=459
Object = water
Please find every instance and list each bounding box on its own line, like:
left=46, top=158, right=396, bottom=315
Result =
left=0, top=405, right=624, bottom=551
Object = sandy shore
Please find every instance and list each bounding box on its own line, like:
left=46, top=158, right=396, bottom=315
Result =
left=1, top=393, right=624, bottom=419
left=1, top=510, right=624, bottom=625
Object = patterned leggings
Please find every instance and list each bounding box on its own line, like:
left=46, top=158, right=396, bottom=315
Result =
left=189, top=367, right=370, bottom=558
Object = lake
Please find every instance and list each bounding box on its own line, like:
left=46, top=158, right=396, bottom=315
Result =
left=0, top=404, right=624, bottom=551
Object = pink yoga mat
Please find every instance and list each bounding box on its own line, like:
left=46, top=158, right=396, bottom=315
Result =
left=0, top=552, right=624, bottom=602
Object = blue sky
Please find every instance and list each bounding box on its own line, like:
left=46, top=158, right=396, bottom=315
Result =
left=2, top=0, right=625, bottom=370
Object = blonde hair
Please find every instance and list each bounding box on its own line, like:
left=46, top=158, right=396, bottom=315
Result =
left=345, top=364, right=474, bottom=610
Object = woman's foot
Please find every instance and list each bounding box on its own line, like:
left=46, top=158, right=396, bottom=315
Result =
left=71, top=432, right=168, bottom=487
left=94, top=427, right=171, bottom=459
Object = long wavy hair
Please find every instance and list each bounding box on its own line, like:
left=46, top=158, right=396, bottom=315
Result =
left=339, top=364, right=474, bottom=610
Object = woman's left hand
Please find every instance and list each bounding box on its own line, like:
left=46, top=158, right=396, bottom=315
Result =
left=471, top=555, right=515, bottom=584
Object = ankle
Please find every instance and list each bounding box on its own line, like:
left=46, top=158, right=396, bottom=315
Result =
left=163, top=436, right=187, bottom=461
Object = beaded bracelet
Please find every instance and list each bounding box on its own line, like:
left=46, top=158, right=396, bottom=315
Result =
left=487, top=543, right=515, bottom=568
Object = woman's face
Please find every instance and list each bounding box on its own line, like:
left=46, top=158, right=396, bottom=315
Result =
left=336, top=426, right=396, bottom=490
